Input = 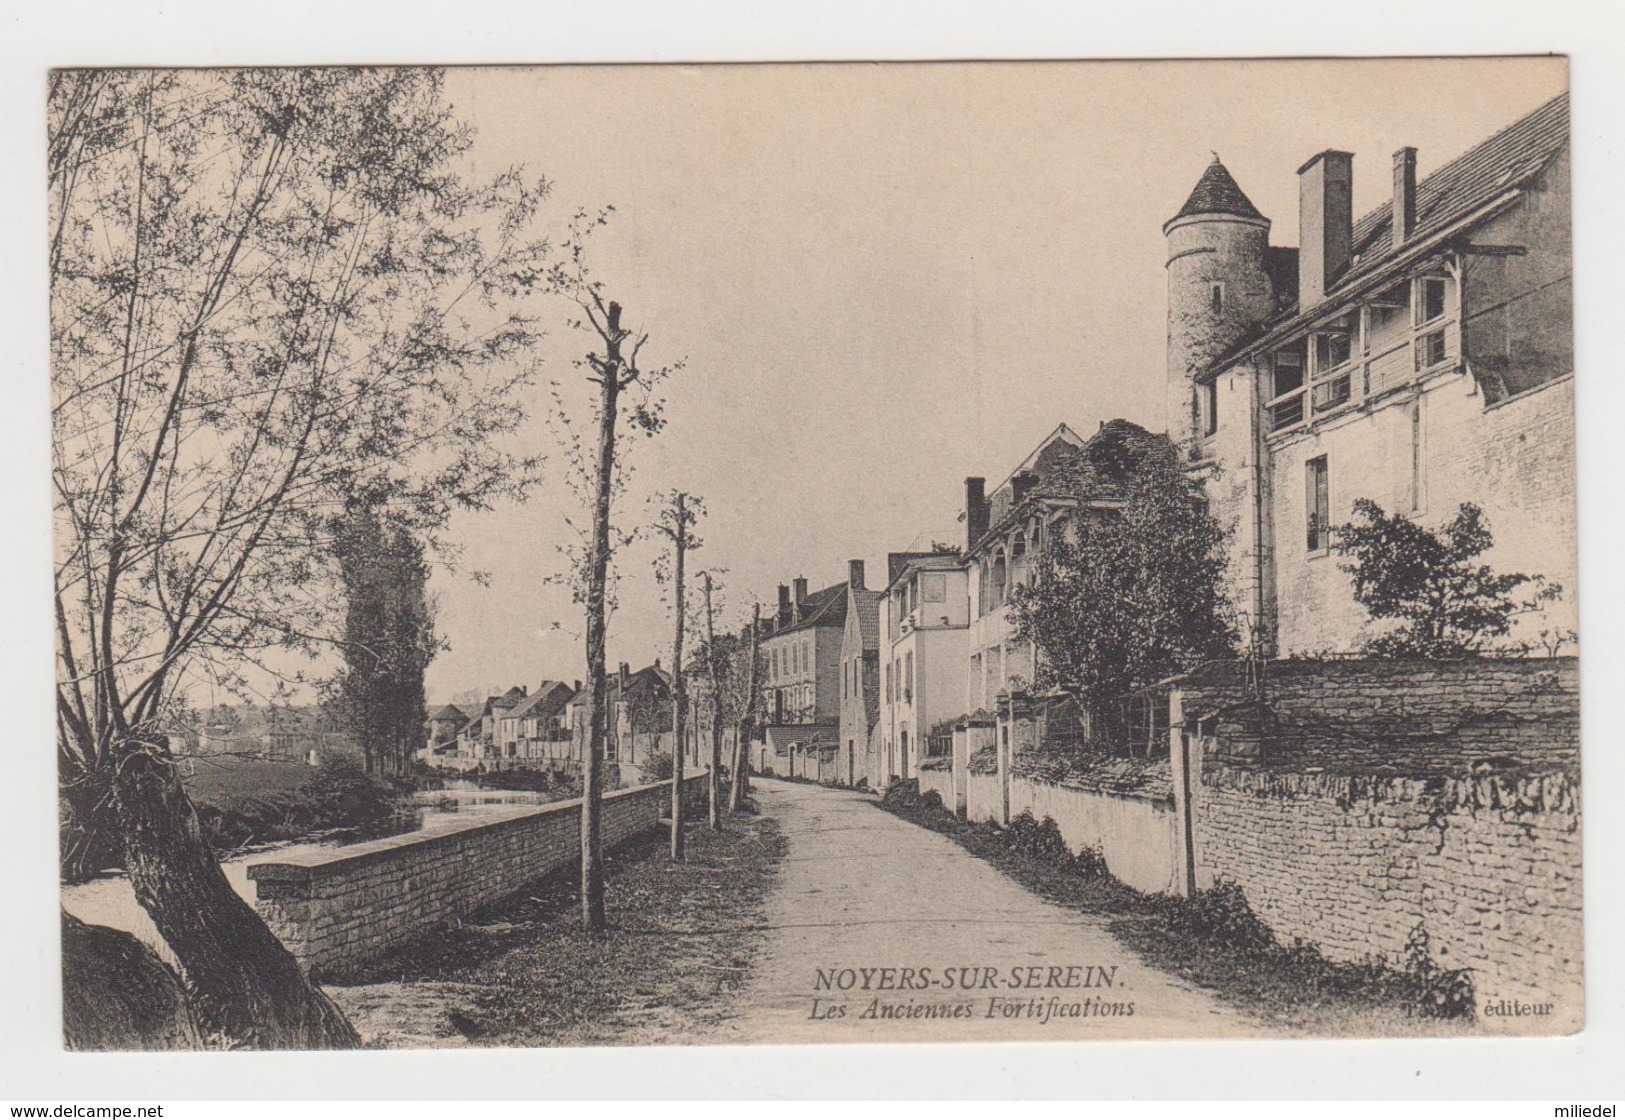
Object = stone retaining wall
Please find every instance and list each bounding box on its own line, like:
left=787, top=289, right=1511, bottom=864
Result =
left=1194, top=763, right=1582, bottom=1027
left=249, top=773, right=709, bottom=977
left=1177, top=657, right=1579, bottom=772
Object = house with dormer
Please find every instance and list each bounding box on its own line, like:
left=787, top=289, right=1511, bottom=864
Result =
left=1165, top=92, right=1575, bottom=655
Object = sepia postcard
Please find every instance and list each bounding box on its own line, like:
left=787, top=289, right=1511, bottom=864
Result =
left=50, top=57, right=1582, bottom=1051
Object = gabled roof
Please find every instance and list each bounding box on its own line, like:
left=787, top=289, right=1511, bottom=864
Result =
left=427, top=704, right=465, bottom=724
left=972, top=420, right=1164, bottom=554
left=1346, top=91, right=1568, bottom=285
left=849, top=587, right=883, bottom=651
left=507, top=680, right=576, bottom=721
left=769, top=581, right=849, bottom=638
left=565, top=664, right=671, bottom=706
left=1167, top=156, right=1266, bottom=228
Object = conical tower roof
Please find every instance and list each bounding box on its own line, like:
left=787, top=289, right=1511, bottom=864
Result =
left=1168, top=155, right=1266, bottom=226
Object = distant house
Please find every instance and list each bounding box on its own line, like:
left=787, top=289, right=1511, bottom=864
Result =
left=962, top=419, right=1160, bottom=714
left=452, top=686, right=528, bottom=764
left=835, top=560, right=882, bottom=788
left=505, top=680, right=577, bottom=763
left=566, top=662, right=674, bottom=772
left=423, top=704, right=465, bottom=753
left=760, top=573, right=849, bottom=727
left=880, top=550, right=970, bottom=784
left=198, top=703, right=351, bottom=766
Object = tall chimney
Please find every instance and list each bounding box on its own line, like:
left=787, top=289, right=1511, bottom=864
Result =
left=1392, top=146, right=1417, bottom=247
left=793, top=576, right=808, bottom=604
left=964, top=477, right=989, bottom=552
left=777, top=584, right=791, bottom=626
left=848, top=559, right=865, bottom=590
left=1297, top=150, right=1354, bottom=309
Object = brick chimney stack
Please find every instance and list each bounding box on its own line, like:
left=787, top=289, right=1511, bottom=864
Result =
left=848, top=559, right=865, bottom=590
left=1298, top=149, right=1354, bottom=308
left=793, top=576, right=808, bottom=604
left=777, top=584, right=792, bottom=627
left=1392, top=146, right=1417, bottom=247
left=618, top=662, right=629, bottom=691
left=965, top=477, right=989, bottom=552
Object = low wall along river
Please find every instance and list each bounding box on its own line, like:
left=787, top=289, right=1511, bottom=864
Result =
left=249, top=773, right=708, bottom=977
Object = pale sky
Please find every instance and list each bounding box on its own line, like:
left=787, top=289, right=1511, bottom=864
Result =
left=427, top=57, right=1568, bottom=703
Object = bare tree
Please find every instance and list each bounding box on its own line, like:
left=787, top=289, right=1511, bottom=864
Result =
left=554, top=223, right=678, bottom=930
left=652, top=491, right=703, bottom=859
left=50, top=69, right=558, bottom=1047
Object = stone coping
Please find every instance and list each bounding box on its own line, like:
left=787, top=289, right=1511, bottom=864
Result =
left=248, top=774, right=704, bottom=884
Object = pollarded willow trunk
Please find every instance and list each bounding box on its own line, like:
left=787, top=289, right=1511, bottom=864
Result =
left=111, top=739, right=360, bottom=1049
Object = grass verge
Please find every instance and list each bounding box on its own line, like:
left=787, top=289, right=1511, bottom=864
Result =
left=873, top=782, right=1473, bottom=1036
left=328, top=809, right=786, bottom=1048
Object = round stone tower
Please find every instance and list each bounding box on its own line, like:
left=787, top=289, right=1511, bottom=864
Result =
left=1164, top=156, right=1276, bottom=447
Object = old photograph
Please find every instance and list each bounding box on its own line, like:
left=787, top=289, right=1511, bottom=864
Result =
left=48, top=57, right=1580, bottom=1051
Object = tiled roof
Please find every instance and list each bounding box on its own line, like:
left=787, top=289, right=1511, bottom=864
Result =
left=1168, top=156, right=1266, bottom=225
left=972, top=419, right=1162, bottom=554
left=507, top=680, right=575, bottom=721
left=1199, top=91, right=1568, bottom=378
left=427, top=704, right=465, bottom=724
left=1345, top=91, right=1568, bottom=284
left=771, top=581, right=849, bottom=637
left=851, top=588, right=882, bottom=651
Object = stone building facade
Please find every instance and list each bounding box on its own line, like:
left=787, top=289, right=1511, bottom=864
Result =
left=835, top=560, right=882, bottom=789
left=1168, top=92, right=1576, bottom=656
left=879, top=552, right=969, bottom=784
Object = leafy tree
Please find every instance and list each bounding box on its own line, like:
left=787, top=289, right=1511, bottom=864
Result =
left=1334, top=499, right=1541, bottom=658
left=51, top=68, right=557, bottom=1047
left=1008, top=433, right=1235, bottom=731
left=333, top=503, right=436, bottom=776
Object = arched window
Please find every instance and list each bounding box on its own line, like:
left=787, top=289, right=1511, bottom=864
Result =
left=991, top=550, right=1008, bottom=610
left=1011, top=532, right=1028, bottom=587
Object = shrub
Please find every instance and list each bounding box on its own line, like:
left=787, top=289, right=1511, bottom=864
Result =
left=638, top=750, right=674, bottom=784
left=1335, top=499, right=1539, bottom=658
left=881, top=777, right=921, bottom=806
left=191, top=754, right=411, bottom=852
left=1401, top=926, right=1476, bottom=1020
left=1006, top=810, right=1072, bottom=865
left=1165, top=881, right=1278, bottom=957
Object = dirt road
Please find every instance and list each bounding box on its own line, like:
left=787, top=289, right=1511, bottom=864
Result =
left=707, top=778, right=1267, bottom=1043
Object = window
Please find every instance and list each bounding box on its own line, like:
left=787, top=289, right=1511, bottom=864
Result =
left=1416, top=277, right=1448, bottom=325
left=905, top=652, right=914, bottom=701
left=1306, top=455, right=1331, bottom=553
left=1268, top=340, right=1307, bottom=432
left=1210, top=282, right=1224, bottom=314
left=885, top=662, right=892, bottom=703
left=1415, top=327, right=1448, bottom=371
left=1202, top=379, right=1219, bottom=437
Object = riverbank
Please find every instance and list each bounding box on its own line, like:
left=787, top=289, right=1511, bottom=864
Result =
left=328, top=810, right=785, bottom=1048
